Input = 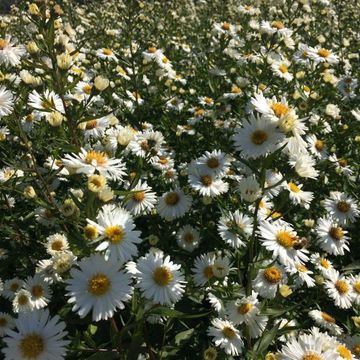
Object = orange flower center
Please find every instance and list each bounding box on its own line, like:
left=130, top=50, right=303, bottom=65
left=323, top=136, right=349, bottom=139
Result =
left=0, top=39, right=8, bottom=50
left=251, top=129, right=268, bottom=145
left=263, top=267, right=282, bottom=284
left=153, top=266, right=173, bottom=286
left=276, top=231, right=296, bottom=248
left=302, top=354, right=322, bottom=360
left=201, top=175, right=213, bottom=186
left=317, top=48, right=330, bottom=58
left=85, top=150, right=107, bottom=165
left=337, top=345, right=352, bottom=359
left=85, top=120, right=97, bottom=129
left=315, top=140, right=325, bottom=151
left=271, top=102, right=289, bottom=117
left=104, top=225, right=125, bottom=244
left=222, top=326, right=236, bottom=339
left=321, top=312, right=335, bottom=323
left=288, top=182, right=301, bottom=193
left=271, top=21, right=284, bottom=29
left=238, top=303, right=253, bottom=315
left=133, top=191, right=145, bottom=202
left=88, top=273, right=111, bottom=296
left=335, top=280, right=349, bottom=294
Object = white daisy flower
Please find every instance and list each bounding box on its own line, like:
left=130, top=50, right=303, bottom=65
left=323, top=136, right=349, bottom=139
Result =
left=264, top=169, right=284, bottom=198
left=134, top=251, right=186, bottom=305
left=342, top=335, right=360, bottom=359
left=207, top=318, right=244, bottom=356
left=96, top=47, right=118, bottom=61
left=293, top=43, right=311, bottom=65
left=12, top=289, right=34, bottom=313
left=237, top=175, right=262, bottom=202
left=328, top=154, right=353, bottom=177
left=260, top=20, right=293, bottom=36
left=310, top=253, right=333, bottom=275
left=217, top=210, right=253, bottom=248
left=2, top=309, right=68, bottom=360
left=288, top=152, right=319, bottom=179
left=279, top=330, right=339, bottom=359
left=28, top=89, right=65, bottom=114
left=128, top=130, right=164, bottom=158
left=86, top=204, right=141, bottom=264
left=0, top=312, right=15, bottom=337
left=307, top=46, right=339, bottom=64
left=207, top=293, right=225, bottom=314
left=323, top=191, right=359, bottom=225
left=308, top=309, right=343, bottom=335
left=0, top=36, right=25, bottom=66
left=258, top=220, right=309, bottom=267
left=212, top=255, right=232, bottom=279
left=285, top=182, right=314, bottom=209
left=124, top=181, right=157, bottom=216
left=188, top=166, right=229, bottom=197
left=176, top=225, right=200, bottom=252
left=45, top=233, right=69, bottom=256
left=0, top=87, right=14, bottom=117
left=226, top=292, right=268, bottom=338
left=61, top=148, right=126, bottom=180
left=66, top=254, right=132, bottom=321
left=20, top=112, right=41, bottom=133
left=252, top=262, right=288, bottom=299
left=349, top=274, right=360, bottom=305
left=24, top=275, right=52, bottom=310
left=192, top=253, right=216, bottom=287
left=316, top=217, right=349, bottom=256
left=213, top=22, right=237, bottom=36
left=271, top=59, right=293, bottom=82
left=81, top=116, right=109, bottom=140
left=106, top=125, right=137, bottom=152
left=307, top=134, right=328, bottom=159
left=156, top=188, right=192, bottom=220
left=287, top=263, right=315, bottom=288
left=232, top=113, right=285, bottom=159
left=2, top=278, right=24, bottom=300
left=324, top=269, right=353, bottom=309
left=196, top=150, right=231, bottom=177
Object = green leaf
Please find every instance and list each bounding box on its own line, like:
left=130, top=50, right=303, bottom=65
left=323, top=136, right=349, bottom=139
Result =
left=86, top=352, right=119, bottom=360
left=253, top=322, right=280, bottom=355
left=174, top=328, right=194, bottom=346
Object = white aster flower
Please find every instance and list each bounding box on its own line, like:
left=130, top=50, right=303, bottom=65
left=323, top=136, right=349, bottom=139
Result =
left=2, top=309, right=69, bottom=360
left=176, top=225, right=200, bottom=252
left=124, top=181, right=157, bottom=216
left=86, top=204, right=141, bottom=264
left=308, top=309, right=343, bottom=335
left=156, top=188, right=192, bottom=220
left=324, top=269, right=353, bottom=309
left=0, top=87, right=14, bottom=117
left=134, top=251, right=186, bottom=305
left=207, top=318, right=244, bottom=356
left=66, top=254, right=132, bottom=321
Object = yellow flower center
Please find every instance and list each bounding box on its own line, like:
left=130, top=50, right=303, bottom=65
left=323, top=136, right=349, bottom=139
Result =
left=329, top=227, right=344, bottom=241
left=203, top=265, right=214, bottom=279
left=85, top=150, right=107, bottom=165
left=102, top=48, right=113, bottom=56
left=321, top=312, right=336, bottom=323
left=337, top=345, right=352, bottom=359
left=88, top=273, right=111, bottom=296
left=165, top=192, right=179, bottom=206
left=19, top=333, right=44, bottom=359
left=222, top=22, right=231, bottom=31
left=85, top=120, right=97, bottom=129
left=104, top=225, right=125, bottom=244
left=0, top=39, right=8, bottom=50
left=319, top=258, right=330, bottom=269
left=231, top=85, right=242, bottom=94
left=303, top=85, right=311, bottom=92
left=133, top=191, right=145, bottom=202
left=353, top=281, right=360, bottom=294
left=271, top=21, right=284, bottom=29
left=271, top=103, right=289, bottom=118
left=263, top=267, right=282, bottom=284
left=153, top=266, right=173, bottom=286
left=204, top=97, right=213, bottom=104
left=51, top=240, right=65, bottom=251
left=158, top=157, right=168, bottom=165
left=315, top=140, right=325, bottom=151
left=276, top=231, right=296, bottom=248
left=279, top=64, right=288, bottom=73
left=82, top=84, right=92, bottom=94
left=337, top=201, right=350, bottom=213
left=84, top=224, right=98, bottom=240
left=207, top=158, right=219, bottom=169
left=162, top=56, right=169, bottom=64
left=195, top=108, right=205, bottom=117
left=18, top=294, right=30, bottom=306
left=238, top=303, right=253, bottom=315
left=338, top=158, right=348, bottom=167
left=317, top=48, right=331, bottom=58
left=31, top=285, right=44, bottom=299
left=222, top=326, right=236, bottom=339
left=183, top=232, right=194, bottom=243
left=10, top=283, right=20, bottom=292
left=148, top=47, right=157, bottom=53
left=25, top=114, right=34, bottom=122
left=201, top=175, right=213, bottom=186
left=288, top=182, right=301, bottom=193
left=295, top=264, right=308, bottom=272
left=251, top=129, right=268, bottom=145
left=335, top=280, right=349, bottom=295
left=302, top=354, right=322, bottom=360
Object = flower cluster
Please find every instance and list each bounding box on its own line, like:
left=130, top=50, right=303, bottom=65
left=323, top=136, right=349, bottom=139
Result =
left=0, top=0, right=359, bottom=359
